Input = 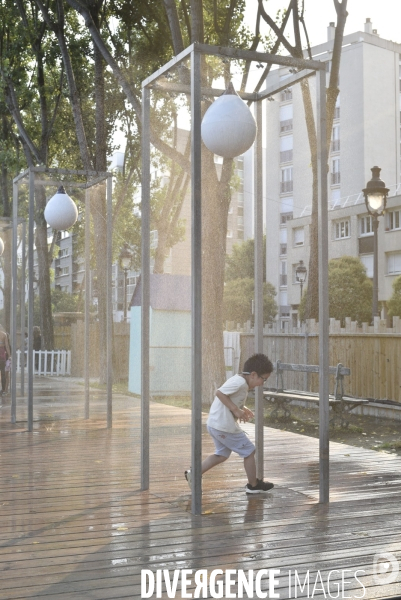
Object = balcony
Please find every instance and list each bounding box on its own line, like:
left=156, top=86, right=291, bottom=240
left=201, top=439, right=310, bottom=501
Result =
left=280, top=119, right=293, bottom=133
left=280, top=180, right=293, bottom=194
left=280, top=149, right=293, bottom=163
left=280, top=274, right=288, bottom=286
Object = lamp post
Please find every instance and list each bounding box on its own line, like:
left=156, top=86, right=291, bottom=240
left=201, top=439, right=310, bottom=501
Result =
left=119, top=244, right=132, bottom=322
left=296, top=259, right=307, bottom=301
left=362, top=166, right=389, bottom=320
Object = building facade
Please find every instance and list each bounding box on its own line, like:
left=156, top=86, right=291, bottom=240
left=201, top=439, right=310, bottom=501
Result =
left=263, top=20, right=401, bottom=328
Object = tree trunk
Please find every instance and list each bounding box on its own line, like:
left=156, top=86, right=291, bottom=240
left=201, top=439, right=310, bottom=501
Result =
left=201, top=152, right=232, bottom=402
left=35, top=183, right=54, bottom=349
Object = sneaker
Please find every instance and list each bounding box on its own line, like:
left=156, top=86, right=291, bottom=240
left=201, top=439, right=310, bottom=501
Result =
left=245, top=479, right=274, bottom=494
left=184, top=469, right=192, bottom=489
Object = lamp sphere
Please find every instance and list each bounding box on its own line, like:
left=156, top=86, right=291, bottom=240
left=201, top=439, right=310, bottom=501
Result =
left=44, top=186, right=78, bottom=230
left=0, top=237, right=4, bottom=256
left=201, top=86, right=257, bottom=158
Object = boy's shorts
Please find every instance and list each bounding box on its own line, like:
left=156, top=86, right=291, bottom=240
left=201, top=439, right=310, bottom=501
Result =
left=207, top=425, right=255, bottom=458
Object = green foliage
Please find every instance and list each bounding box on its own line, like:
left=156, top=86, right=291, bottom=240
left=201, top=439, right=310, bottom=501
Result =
left=223, top=278, right=277, bottom=325
left=51, top=289, right=82, bottom=314
left=225, top=237, right=266, bottom=282
left=387, top=275, right=401, bottom=318
left=300, top=256, right=372, bottom=324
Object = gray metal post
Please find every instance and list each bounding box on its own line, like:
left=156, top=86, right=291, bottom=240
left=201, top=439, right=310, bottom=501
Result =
left=11, top=181, right=19, bottom=423
left=191, top=47, right=202, bottom=515
left=254, top=100, right=264, bottom=480
left=106, top=176, right=113, bottom=428
left=141, top=86, right=151, bottom=490
left=20, top=220, right=26, bottom=396
left=27, top=169, right=35, bottom=431
left=316, top=69, right=329, bottom=503
left=372, top=215, right=379, bottom=318
left=84, top=188, right=90, bottom=418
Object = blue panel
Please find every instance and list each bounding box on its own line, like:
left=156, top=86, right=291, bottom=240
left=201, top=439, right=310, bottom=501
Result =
left=128, top=306, right=142, bottom=394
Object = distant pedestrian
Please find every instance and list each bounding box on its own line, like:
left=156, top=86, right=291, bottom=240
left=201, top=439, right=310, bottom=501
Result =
left=0, top=325, right=11, bottom=396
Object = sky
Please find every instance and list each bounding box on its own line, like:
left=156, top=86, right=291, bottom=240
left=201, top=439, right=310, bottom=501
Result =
left=115, top=0, right=401, bottom=147
left=244, top=0, right=401, bottom=47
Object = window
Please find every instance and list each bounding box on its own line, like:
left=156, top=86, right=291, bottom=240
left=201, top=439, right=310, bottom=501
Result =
left=387, top=252, right=401, bottom=274
left=280, top=166, right=293, bottom=193
left=293, top=227, right=304, bottom=246
left=59, top=247, right=69, bottom=258
left=280, top=260, right=287, bottom=286
left=360, top=255, right=373, bottom=278
left=331, top=188, right=341, bottom=208
left=279, top=105, right=293, bottom=133
left=360, top=215, right=373, bottom=236
left=331, top=158, right=340, bottom=185
left=280, top=197, right=293, bottom=214
left=226, top=230, right=233, bottom=238
left=280, top=229, right=287, bottom=255
left=388, top=210, right=401, bottom=230
left=331, top=125, right=340, bottom=152
left=334, top=220, right=350, bottom=239
left=60, top=266, right=69, bottom=276
left=279, top=290, right=288, bottom=306
left=280, top=135, right=293, bottom=163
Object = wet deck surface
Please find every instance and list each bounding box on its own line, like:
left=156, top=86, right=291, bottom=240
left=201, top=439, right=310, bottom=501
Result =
left=1, top=378, right=401, bottom=599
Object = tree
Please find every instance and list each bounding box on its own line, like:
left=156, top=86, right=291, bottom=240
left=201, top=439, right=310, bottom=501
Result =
left=387, top=275, right=401, bottom=319
left=224, top=278, right=277, bottom=325
left=258, top=0, right=349, bottom=320
left=64, top=0, right=261, bottom=400
left=300, top=256, right=372, bottom=324
left=225, top=237, right=266, bottom=282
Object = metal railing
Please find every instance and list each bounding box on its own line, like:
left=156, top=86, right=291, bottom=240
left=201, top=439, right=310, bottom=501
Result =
left=15, top=350, right=71, bottom=376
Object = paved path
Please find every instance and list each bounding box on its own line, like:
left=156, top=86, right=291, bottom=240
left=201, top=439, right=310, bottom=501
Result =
left=0, top=377, right=400, bottom=599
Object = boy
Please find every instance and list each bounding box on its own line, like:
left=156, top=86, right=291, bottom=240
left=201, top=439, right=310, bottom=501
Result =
left=185, top=353, right=274, bottom=494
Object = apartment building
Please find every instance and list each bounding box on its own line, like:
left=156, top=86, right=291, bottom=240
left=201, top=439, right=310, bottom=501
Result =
left=262, top=19, right=401, bottom=328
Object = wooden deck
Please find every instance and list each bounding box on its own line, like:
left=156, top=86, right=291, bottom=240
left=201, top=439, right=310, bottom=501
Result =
left=1, top=378, right=401, bottom=599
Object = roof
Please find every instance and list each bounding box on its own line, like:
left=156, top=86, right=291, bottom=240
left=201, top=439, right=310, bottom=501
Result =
left=130, top=274, right=191, bottom=311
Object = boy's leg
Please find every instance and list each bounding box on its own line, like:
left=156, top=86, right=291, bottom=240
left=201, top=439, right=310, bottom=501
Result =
left=243, top=451, right=257, bottom=487
left=201, top=453, right=227, bottom=474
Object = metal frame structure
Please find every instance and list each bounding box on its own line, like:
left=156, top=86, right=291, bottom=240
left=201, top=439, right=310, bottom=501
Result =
left=141, top=42, right=329, bottom=514
left=11, top=166, right=113, bottom=431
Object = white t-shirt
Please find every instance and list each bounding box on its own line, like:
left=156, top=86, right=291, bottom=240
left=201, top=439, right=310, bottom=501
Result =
left=207, top=374, right=249, bottom=433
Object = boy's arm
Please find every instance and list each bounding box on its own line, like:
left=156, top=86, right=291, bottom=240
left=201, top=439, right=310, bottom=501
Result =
left=215, top=390, right=254, bottom=422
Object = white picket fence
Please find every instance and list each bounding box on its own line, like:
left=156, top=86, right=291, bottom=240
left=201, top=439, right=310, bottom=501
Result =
left=15, top=350, right=71, bottom=376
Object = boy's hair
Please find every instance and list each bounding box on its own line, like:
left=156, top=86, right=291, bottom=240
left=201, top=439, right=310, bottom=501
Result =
left=243, top=353, right=273, bottom=376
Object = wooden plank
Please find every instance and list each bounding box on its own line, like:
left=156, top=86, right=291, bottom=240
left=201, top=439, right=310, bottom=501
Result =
left=1, top=377, right=401, bottom=599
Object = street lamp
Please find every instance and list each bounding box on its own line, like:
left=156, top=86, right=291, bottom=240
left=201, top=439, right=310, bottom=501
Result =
left=119, top=243, right=132, bottom=322
left=362, top=166, right=389, bottom=319
left=295, top=259, right=307, bottom=301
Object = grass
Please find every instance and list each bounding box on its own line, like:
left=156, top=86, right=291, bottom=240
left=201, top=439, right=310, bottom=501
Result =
left=80, top=379, right=401, bottom=455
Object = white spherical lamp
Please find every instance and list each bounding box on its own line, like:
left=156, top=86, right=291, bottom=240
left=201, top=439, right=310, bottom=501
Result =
left=201, top=82, right=257, bottom=158
left=0, top=238, right=4, bottom=256
left=44, top=186, right=78, bottom=230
